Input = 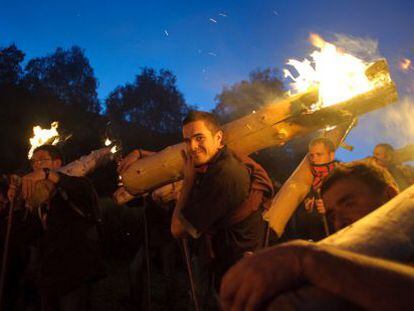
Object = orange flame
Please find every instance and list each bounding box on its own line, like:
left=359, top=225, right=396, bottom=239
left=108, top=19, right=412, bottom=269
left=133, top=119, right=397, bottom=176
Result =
left=283, top=33, right=385, bottom=110
left=28, top=122, right=60, bottom=159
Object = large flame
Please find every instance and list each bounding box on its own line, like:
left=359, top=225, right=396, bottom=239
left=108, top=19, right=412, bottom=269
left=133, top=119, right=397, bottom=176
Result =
left=28, top=122, right=60, bottom=159
left=284, top=33, right=379, bottom=109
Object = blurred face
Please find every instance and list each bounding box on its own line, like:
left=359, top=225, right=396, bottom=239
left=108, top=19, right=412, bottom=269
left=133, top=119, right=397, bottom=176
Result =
left=373, top=146, right=392, bottom=167
left=31, top=150, right=62, bottom=171
left=322, top=177, right=390, bottom=231
left=183, top=120, right=223, bottom=166
left=309, top=143, right=335, bottom=165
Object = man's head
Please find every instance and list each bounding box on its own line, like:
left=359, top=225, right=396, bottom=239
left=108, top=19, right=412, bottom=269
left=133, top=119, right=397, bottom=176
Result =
left=30, top=144, right=63, bottom=171
left=308, top=137, right=335, bottom=165
left=182, top=110, right=223, bottom=166
left=321, top=161, right=398, bottom=231
left=373, top=143, right=394, bottom=167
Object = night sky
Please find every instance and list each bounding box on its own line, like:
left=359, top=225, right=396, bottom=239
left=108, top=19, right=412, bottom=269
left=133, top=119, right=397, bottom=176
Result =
left=2, top=0, right=414, bottom=161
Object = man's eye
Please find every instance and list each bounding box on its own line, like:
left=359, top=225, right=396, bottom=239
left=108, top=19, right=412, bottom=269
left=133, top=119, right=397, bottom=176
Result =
left=196, top=136, right=204, bottom=142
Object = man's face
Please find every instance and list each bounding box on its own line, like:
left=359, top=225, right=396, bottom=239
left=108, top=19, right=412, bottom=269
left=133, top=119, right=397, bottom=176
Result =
left=308, top=143, right=335, bottom=165
left=322, top=177, right=388, bottom=231
left=182, top=120, right=223, bottom=166
left=31, top=150, right=62, bottom=171
left=373, top=146, right=392, bottom=167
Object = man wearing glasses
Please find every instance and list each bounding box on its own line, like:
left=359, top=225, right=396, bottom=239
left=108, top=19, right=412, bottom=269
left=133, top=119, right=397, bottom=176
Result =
left=7, top=144, right=105, bottom=311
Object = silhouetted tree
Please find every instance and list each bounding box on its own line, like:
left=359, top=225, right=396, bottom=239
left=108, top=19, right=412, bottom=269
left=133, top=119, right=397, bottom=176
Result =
left=24, top=46, right=100, bottom=114
left=0, top=44, right=25, bottom=86
left=106, top=67, right=190, bottom=135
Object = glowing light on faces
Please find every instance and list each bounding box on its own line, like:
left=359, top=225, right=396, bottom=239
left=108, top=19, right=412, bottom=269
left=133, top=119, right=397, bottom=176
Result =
left=28, top=122, right=60, bottom=159
left=283, top=33, right=382, bottom=109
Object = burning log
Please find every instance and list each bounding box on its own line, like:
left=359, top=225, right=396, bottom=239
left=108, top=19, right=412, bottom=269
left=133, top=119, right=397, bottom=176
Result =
left=267, top=183, right=414, bottom=310
left=264, top=119, right=357, bottom=237
left=117, top=59, right=397, bottom=199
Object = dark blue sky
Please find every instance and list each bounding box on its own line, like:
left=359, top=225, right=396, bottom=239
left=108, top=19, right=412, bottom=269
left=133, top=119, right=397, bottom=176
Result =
left=2, top=0, right=414, bottom=160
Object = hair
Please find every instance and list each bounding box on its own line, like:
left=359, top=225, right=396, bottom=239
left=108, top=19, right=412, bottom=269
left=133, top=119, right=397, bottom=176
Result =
left=309, top=137, right=335, bottom=153
left=32, top=144, right=64, bottom=163
left=182, top=110, right=222, bottom=134
left=320, top=161, right=399, bottom=197
left=374, top=143, right=394, bottom=153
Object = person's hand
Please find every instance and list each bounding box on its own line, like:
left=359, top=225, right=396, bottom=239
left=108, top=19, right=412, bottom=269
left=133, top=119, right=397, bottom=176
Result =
left=118, top=149, right=141, bottom=174
left=220, top=240, right=313, bottom=311
left=21, top=169, right=47, bottom=201
left=181, top=150, right=196, bottom=185
left=304, top=197, right=315, bottom=212
left=117, top=149, right=156, bottom=174
left=315, top=199, right=326, bottom=214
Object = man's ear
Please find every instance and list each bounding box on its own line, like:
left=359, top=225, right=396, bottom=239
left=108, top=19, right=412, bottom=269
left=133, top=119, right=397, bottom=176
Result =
left=216, top=130, right=224, bottom=147
left=329, top=151, right=335, bottom=162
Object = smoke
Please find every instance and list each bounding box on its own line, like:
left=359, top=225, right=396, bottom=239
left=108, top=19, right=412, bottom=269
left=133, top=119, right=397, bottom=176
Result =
left=332, top=33, right=381, bottom=62
left=380, top=97, right=414, bottom=146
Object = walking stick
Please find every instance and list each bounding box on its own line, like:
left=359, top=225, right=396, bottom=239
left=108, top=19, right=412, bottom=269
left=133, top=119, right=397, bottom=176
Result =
left=181, top=238, right=200, bottom=311
left=0, top=197, right=15, bottom=310
left=142, top=196, right=152, bottom=311
left=263, top=222, right=271, bottom=248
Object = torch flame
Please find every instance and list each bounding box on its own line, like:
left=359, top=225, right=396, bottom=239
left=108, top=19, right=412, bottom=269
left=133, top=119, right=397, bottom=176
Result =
left=284, top=33, right=381, bottom=109
left=104, top=138, right=119, bottom=154
left=28, top=122, right=60, bottom=159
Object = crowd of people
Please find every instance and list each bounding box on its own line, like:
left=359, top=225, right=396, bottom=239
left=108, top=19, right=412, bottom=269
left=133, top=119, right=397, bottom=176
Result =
left=1, top=110, right=414, bottom=310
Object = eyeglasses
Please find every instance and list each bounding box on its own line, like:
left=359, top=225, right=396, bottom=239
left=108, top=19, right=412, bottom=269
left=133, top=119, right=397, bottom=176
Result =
left=30, top=158, right=52, bottom=165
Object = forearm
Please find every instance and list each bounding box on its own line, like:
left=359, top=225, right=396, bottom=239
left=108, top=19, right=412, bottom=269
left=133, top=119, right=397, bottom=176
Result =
left=303, top=244, right=414, bottom=310
left=171, top=179, right=193, bottom=237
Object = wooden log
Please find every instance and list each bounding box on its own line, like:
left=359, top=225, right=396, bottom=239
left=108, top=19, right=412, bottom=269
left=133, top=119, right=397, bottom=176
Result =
left=118, top=59, right=397, bottom=197
left=264, top=120, right=357, bottom=237
left=267, top=183, right=414, bottom=310
left=29, top=147, right=114, bottom=207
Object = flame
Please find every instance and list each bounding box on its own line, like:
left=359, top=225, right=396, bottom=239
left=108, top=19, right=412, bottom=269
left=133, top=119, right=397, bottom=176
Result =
left=284, top=33, right=381, bottom=109
left=400, top=58, right=412, bottom=72
left=104, top=138, right=119, bottom=154
left=28, top=122, right=60, bottom=159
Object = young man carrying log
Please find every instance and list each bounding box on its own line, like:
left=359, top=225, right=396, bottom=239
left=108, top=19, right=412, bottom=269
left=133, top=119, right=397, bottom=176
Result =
left=170, top=111, right=273, bottom=287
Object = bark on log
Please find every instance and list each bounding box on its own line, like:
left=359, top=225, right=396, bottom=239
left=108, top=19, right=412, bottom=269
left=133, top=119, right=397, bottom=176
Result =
left=118, top=59, right=397, bottom=198
left=267, top=183, right=414, bottom=310
left=264, top=120, right=357, bottom=237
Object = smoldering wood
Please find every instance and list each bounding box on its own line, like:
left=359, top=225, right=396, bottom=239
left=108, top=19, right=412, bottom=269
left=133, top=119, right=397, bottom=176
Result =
left=116, top=59, right=397, bottom=200
left=266, top=184, right=414, bottom=310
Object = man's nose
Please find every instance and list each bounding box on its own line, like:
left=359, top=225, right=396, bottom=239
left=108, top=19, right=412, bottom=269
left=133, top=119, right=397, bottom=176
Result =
left=190, top=139, right=198, bottom=151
